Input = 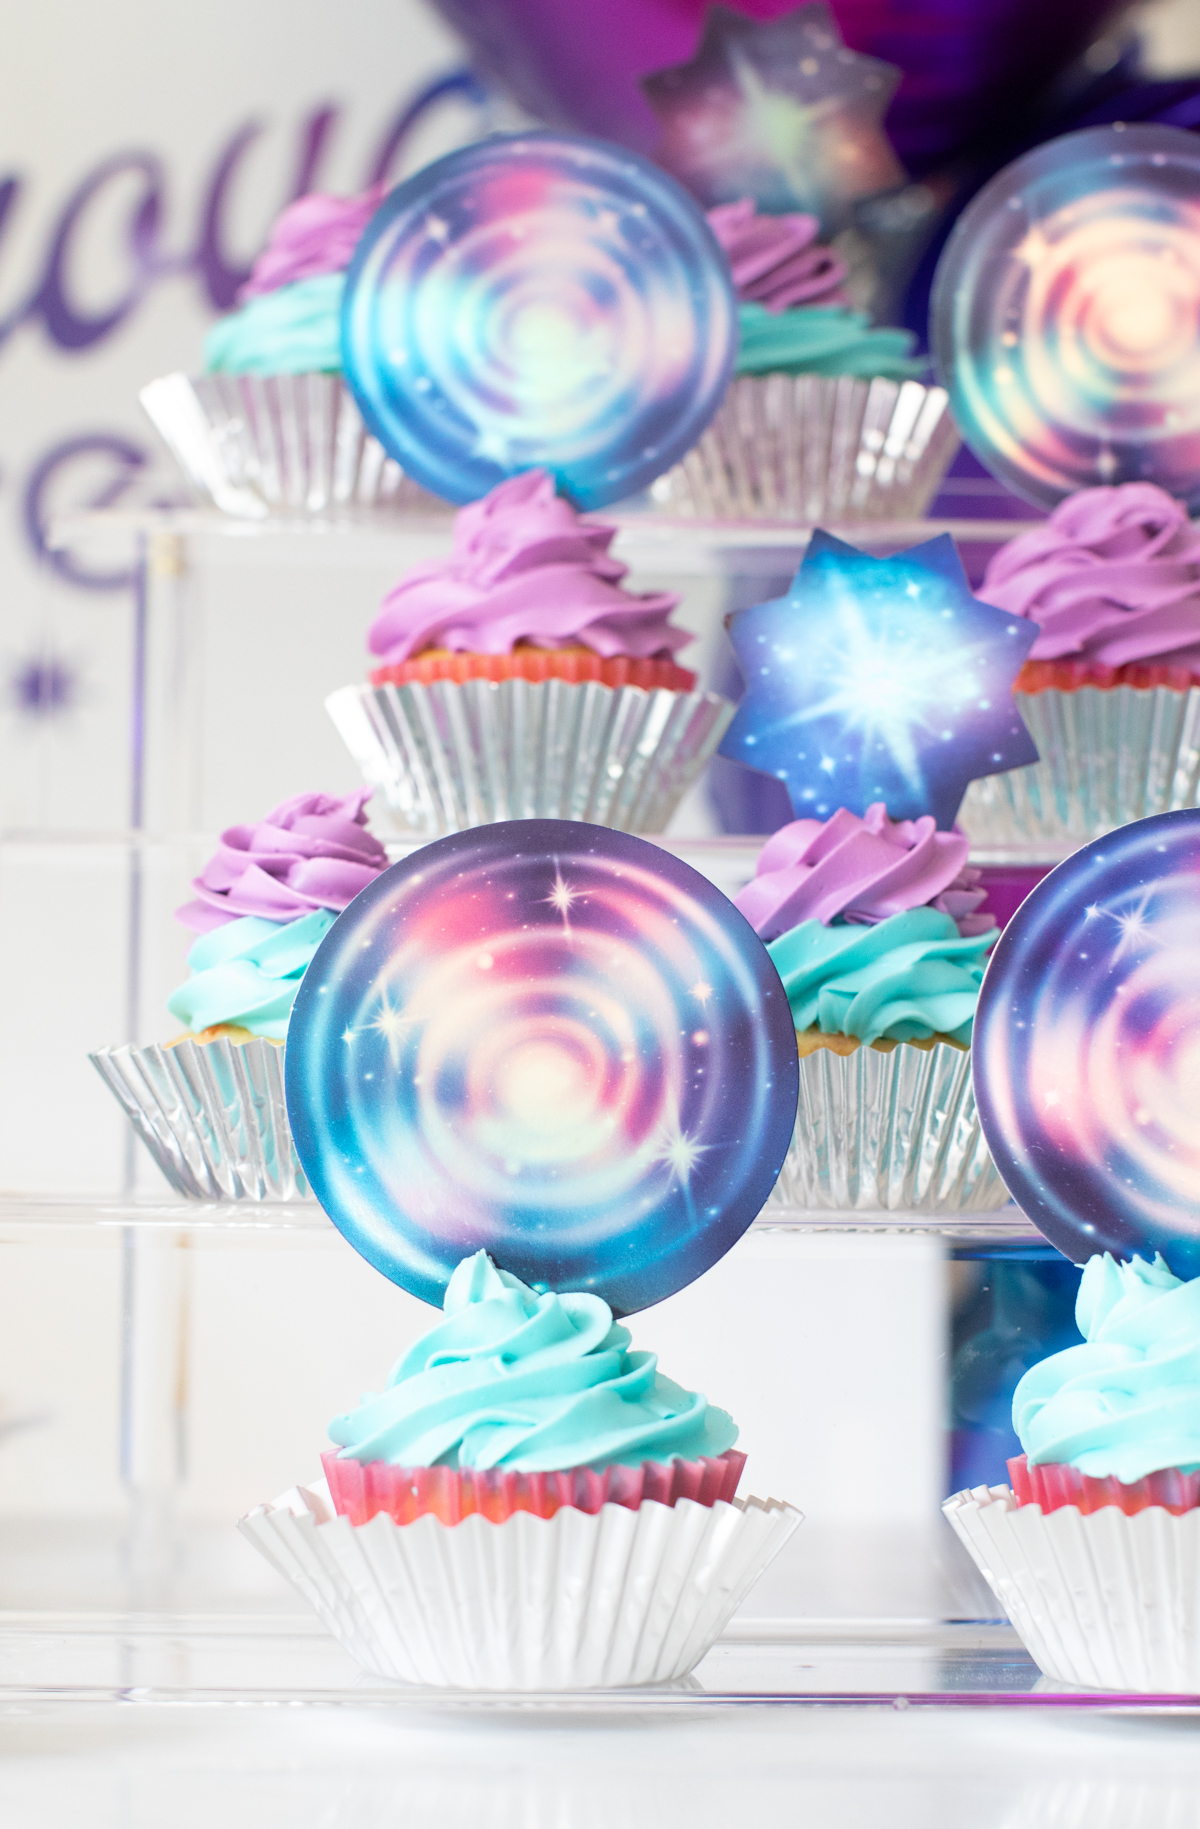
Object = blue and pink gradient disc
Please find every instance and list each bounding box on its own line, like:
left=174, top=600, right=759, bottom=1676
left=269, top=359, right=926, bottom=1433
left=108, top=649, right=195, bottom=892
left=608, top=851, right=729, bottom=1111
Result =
left=973, top=810, right=1200, bottom=1277
left=340, top=131, right=736, bottom=509
left=285, top=821, right=798, bottom=1314
left=932, top=124, right=1200, bottom=512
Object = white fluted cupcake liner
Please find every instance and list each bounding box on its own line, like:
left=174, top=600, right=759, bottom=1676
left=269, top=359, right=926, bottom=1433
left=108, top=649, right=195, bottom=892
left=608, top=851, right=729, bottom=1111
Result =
left=239, top=1477, right=801, bottom=1690
left=326, top=677, right=734, bottom=838
left=765, top=1039, right=1009, bottom=1213
left=140, top=372, right=439, bottom=519
left=958, top=684, right=1200, bottom=845
left=649, top=374, right=959, bottom=523
left=944, top=1485, right=1200, bottom=1693
left=89, top=1038, right=306, bottom=1201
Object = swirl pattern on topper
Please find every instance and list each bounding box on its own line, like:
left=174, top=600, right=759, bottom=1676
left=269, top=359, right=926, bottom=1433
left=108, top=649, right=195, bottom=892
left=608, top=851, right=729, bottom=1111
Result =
left=932, top=125, right=1200, bottom=512
left=973, top=809, right=1200, bottom=1278
left=340, top=132, right=736, bottom=510
left=284, top=821, right=798, bottom=1315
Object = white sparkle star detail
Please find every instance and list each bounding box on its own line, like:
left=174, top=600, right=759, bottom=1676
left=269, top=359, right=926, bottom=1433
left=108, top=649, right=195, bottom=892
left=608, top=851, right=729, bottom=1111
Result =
left=371, top=995, right=413, bottom=1061
left=691, top=981, right=714, bottom=1007
left=1102, top=891, right=1158, bottom=961
left=543, top=867, right=582, bottom=931
left=652, top=1114, right=708, bottom=1188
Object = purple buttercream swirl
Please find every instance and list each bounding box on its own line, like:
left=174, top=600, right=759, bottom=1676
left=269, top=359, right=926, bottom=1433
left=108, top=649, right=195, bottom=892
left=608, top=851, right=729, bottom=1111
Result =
left=368, top=469, right=688, bottom=666
left=177, top=789, right=389, bottom=934
left=734, top=804, right=994, bottom=942
left=981, top=483, right=1200, bottom=669
left=237, top=183, right=387, bottom=304
left=706, top=199, right=847, bottom=313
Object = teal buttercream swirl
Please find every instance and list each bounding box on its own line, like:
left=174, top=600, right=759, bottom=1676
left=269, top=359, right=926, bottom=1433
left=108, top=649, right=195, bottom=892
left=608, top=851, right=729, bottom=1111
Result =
left=328, top=1251, right=738, bottom=1473
left=204, top=274, right=344, bottom=375
left=166, top=909, right=334, bottom=1039
left=1013, top=1253, right=1200, bottom=1483
left=735, top=303, right=925, bottom=381
left=767, top=907, right=996, bottom=1045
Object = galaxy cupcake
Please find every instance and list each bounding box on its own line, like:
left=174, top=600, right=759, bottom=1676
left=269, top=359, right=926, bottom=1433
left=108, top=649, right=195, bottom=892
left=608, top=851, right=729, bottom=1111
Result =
left=240, top=820, right=803, bottom=1690
left=139, top=184, right=430, bottom=517
left=652, top=199, right=959, bottom=523
left=736, top=804, right=1007, bottom=1212
left=959, top=484, right=1200, bottom=843
left=326, top=470, right=734, bottom=836
left=90, top=790, right=387, bottom=1201
left=243, top=1249, right=798, bottom=1689
left=946, top=1252, right=1200, bottom=1692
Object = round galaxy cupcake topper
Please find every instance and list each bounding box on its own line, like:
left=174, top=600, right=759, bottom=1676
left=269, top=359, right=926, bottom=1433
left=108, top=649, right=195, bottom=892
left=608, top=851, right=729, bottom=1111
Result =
left=974, top=810, right=1200, bottom=1278
left=285, top=821, right=798, bottom=1314
left=931, top=124, right=1200, bottom=511
left=340, top=131, right=736, bottom=509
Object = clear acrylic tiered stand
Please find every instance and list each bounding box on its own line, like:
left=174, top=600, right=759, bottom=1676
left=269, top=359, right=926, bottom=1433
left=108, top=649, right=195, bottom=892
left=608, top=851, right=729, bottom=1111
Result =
left=3, top=503, right=1187, bottom=1712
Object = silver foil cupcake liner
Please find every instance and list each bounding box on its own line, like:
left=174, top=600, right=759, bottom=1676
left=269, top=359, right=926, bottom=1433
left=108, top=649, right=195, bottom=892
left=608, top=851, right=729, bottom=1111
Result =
left=959, top=684, right=1200, bottom=845
left=649, top=375, right=960, bottom=523
left=240, top=1477, right=802, bottom=1690
left=945, top=1484, right=1200, bottom=1693
left=326, top=677, right=734, bottom=838
left=765, top=1039, right=1009, bottom=1213
left=89, top=1038, right=306, bottom=1201
left=139, top=372, right=437, bottom=519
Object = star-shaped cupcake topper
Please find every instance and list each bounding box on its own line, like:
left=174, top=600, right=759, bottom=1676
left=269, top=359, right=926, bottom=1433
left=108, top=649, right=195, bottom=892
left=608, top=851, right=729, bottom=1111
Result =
left=641, top=3, right=904, bottom=230
left=718, top=530, right=1040, bottom=831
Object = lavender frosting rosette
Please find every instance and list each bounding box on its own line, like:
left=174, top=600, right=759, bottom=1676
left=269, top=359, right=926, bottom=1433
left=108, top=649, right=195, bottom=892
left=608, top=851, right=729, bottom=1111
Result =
left=653, top=199, right=958, bottom=522
left=982, top=483, right=1200, bottom=674
left=89, top=790, right=388, bottom=1201
left=327, top=472, right=734, bottom=837
left=736, top=805, right=1007, bottom=1213
left=960, top=483, right=1200, bottom=844
left=366, top=470, right=689, bottom=672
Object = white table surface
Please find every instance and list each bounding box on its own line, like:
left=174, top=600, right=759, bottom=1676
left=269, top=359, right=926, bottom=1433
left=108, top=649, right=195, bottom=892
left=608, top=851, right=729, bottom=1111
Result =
left=4, top=1695, right=1200, bottom=1828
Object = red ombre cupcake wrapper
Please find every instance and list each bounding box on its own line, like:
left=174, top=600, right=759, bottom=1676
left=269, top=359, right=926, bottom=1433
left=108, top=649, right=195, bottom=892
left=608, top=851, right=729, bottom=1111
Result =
left=1016, top=658, right=1200, bottom=694
left=368, top=646, right=697, bottom=692
left=321, top=1447, right=746, bottom=1527
left=1008, top=1453, right=1200, bottom=1518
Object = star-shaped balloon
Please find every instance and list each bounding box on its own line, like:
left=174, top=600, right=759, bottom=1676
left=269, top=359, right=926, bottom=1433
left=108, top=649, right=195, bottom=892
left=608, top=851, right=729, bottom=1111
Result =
left=718, top=530, right=1040, bottom=830
left=641, top=2, right=904, bottom=230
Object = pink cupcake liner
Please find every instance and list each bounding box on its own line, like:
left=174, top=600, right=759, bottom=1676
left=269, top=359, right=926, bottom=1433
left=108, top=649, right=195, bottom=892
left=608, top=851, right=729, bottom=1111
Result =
left=1017, top=658, right=1200, bottom=694
left=321, top=1447, right=746, bottom=1527
left=1009, top=1453, right=1200, bottom=1518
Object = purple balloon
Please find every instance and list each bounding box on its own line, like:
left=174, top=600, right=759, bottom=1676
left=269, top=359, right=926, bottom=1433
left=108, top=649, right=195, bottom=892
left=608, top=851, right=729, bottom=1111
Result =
left=427, top=0, right=1124, bottom=175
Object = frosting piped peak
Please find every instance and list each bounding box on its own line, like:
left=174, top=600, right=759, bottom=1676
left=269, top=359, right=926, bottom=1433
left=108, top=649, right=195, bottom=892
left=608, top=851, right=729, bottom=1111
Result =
left=328, top=1251, right=737, bottom=1474
left=237, top=182, right=386, bottom=302
left=735, top=803, right=993, bottom=941
left=1013, top=1253, right=1200, bottom=1483
left=982, top=482, right=1200, bottom=670
left=177, top=788, right=388, bottom=934
left=367, top=470, right=688, bottom=667
left=707, top=198, right=847, bottom=313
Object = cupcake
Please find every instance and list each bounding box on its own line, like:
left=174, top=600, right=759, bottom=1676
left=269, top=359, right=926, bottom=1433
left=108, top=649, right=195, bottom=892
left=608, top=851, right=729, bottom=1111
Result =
left=959, top=483, right=1200, bottom=844
left=735, top=803, right=1009, bottom=1211
left=240, top=1250, right=800, bottom=1689
left=652, top=198, right=959, bottom=522
left=140, top=184, right=429, bottom=517
left=90, top=789, right=387, bottom=1200
left=945, top=1252, right=1200, bottom=1693
left=326, top=469, right=734, bottom=836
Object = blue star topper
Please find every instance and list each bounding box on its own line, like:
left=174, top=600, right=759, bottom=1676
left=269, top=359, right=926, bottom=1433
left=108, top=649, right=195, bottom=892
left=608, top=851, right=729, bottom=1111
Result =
left=718, top=530, right=1040, bottom=830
